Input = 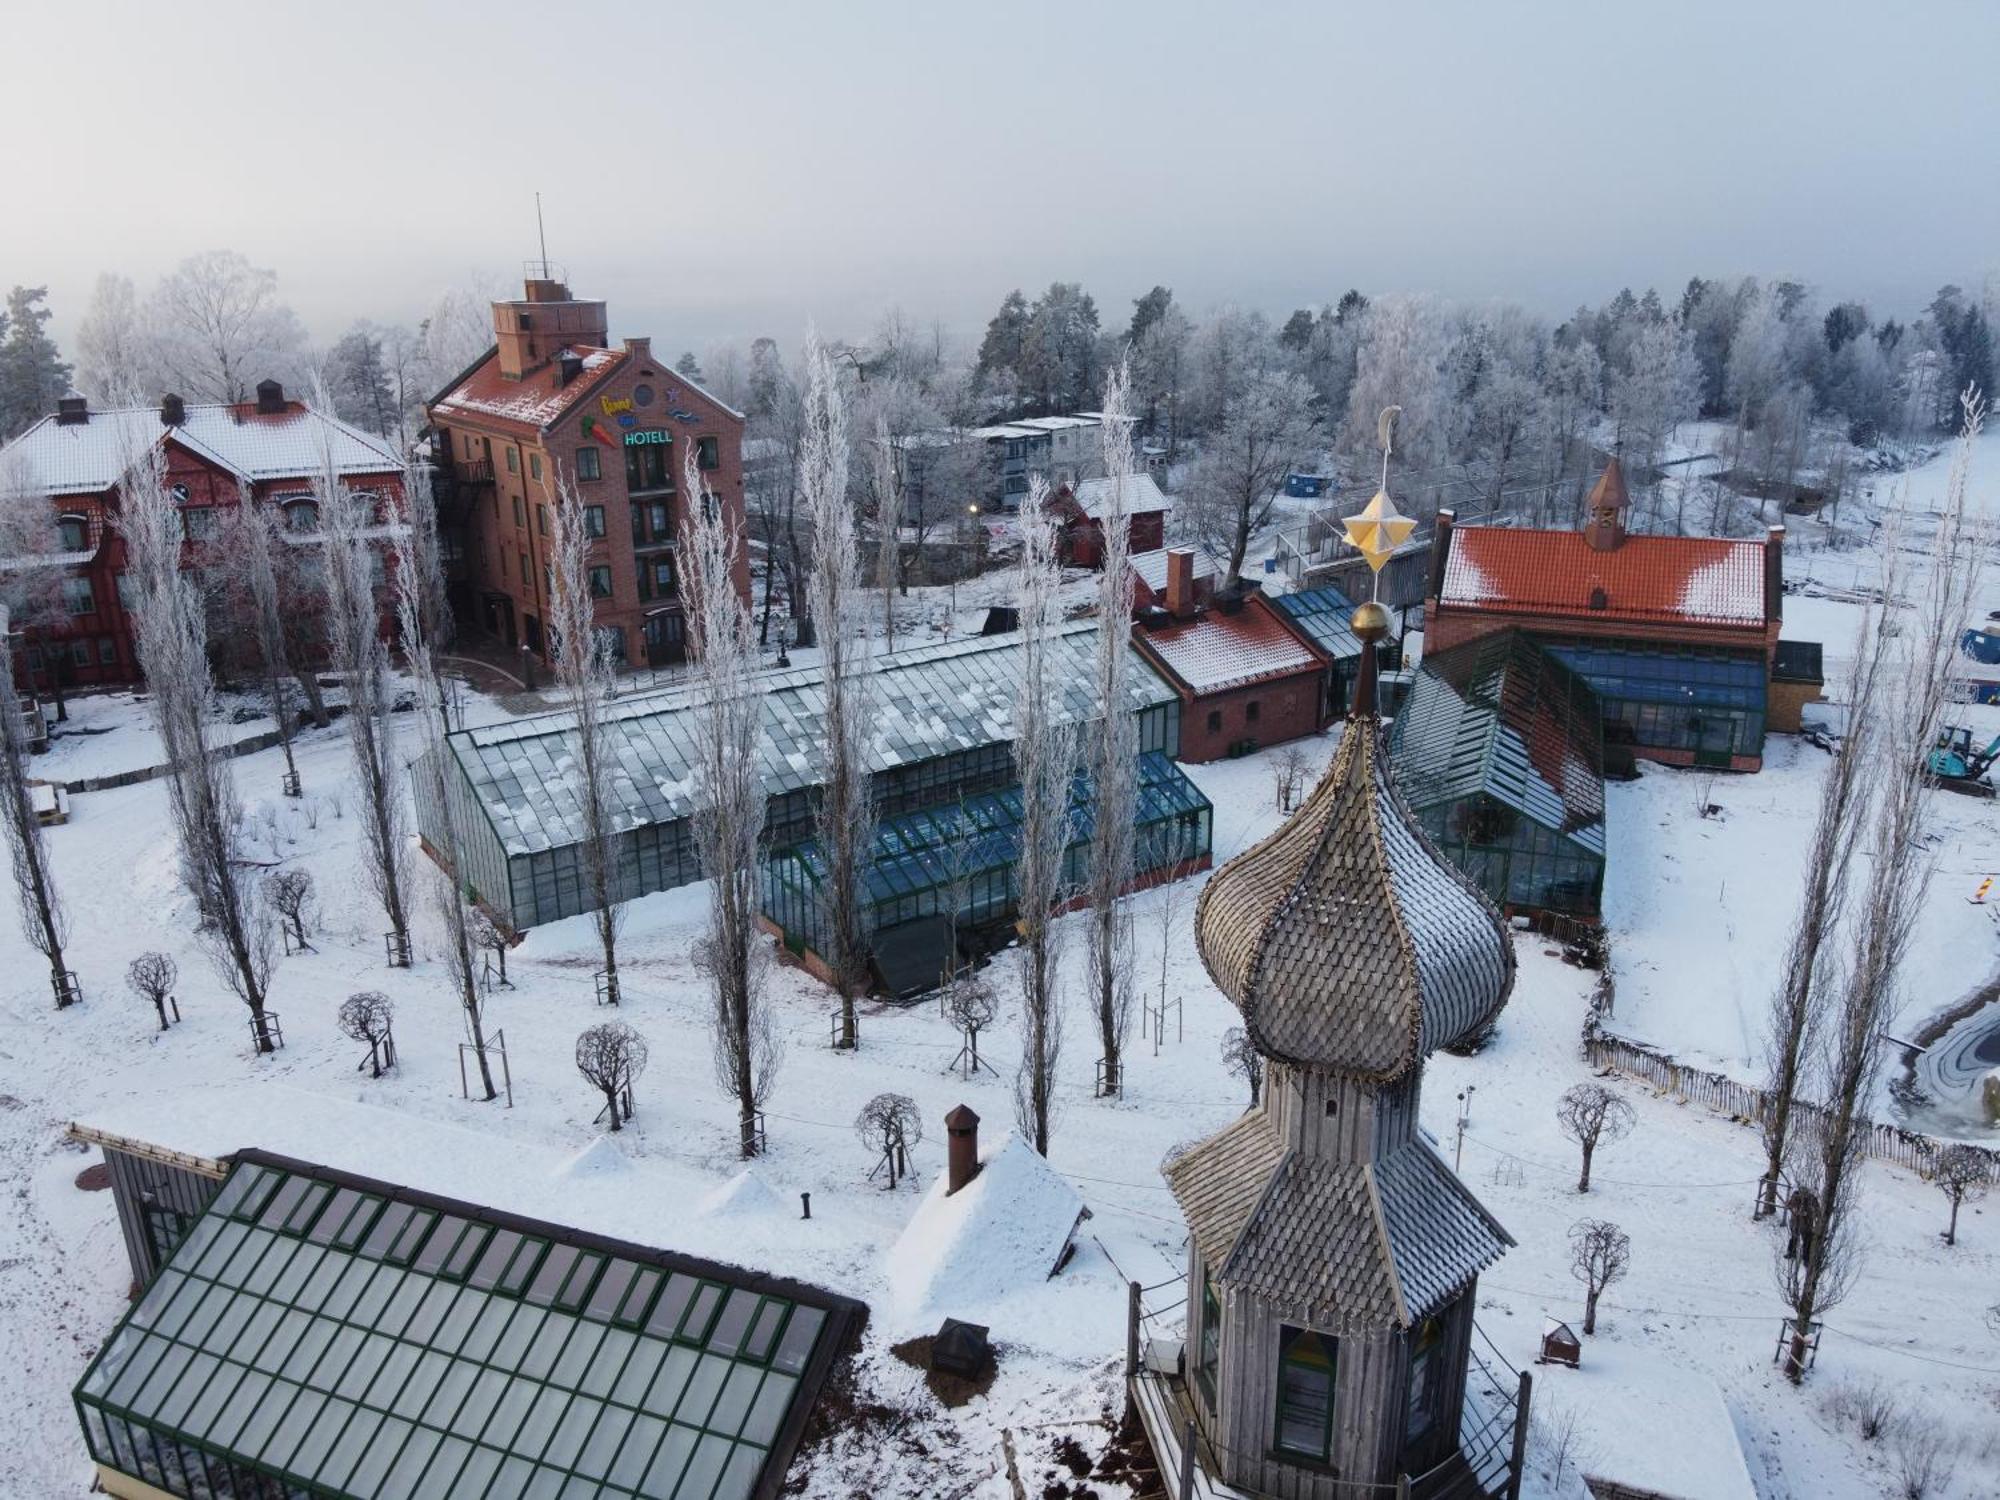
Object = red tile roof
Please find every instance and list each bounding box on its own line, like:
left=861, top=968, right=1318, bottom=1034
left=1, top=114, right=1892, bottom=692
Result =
left=1440, top=526, right=1769, bottom=628
left=432, top=347, right=626, bottom=434
left=1138, top=598, right=1324, bottom=694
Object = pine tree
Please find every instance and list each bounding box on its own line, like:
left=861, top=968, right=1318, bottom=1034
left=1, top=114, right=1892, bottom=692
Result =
left=0, top=287, right=73, bottom=441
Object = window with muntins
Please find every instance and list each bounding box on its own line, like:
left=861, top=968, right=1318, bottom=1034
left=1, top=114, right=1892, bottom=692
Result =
left=1274, top=1325, right=1335, bottom=1461
left=576, top=446, right=602, bottom=482
left=58, top=514, right=88, bottom=551
left=589, top=565, right=613, bottom=599
left=62, top=576, right=95, bottom=616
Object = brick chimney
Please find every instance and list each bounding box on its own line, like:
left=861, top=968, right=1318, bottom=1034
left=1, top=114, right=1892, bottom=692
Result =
left=1165, top=547, right=1196, bottom=619
left=159, top=393, right=185, bottom=427
left=255, top=379, right=286, bottom=415
left=1582, top=459, right=1630, bottom=552
left=624, top=336, right=652, bottom=364
left=945, top=1105, right=980, bottom=1195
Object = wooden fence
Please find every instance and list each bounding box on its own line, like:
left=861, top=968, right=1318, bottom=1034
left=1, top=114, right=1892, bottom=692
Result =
left=1583, top=1025, right=2000, bottom=1184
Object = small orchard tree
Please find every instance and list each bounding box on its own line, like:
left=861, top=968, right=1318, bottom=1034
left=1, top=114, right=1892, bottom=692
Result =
left=1222, top=1026, right=1264, bottom=1107
left=1568, top=1217, right=1630, bottom=1334
left=1933, top=1144, right=1990, bottom=1246
left=944, top=965, right=997, bottom=1076
left=473, top=907, right=512, bottom=989
left=1556, top=1082, right=1634, bottom=1192
left=126, top=952, right=178, bottom=1032
left=855, top=1091, right=922, bottom=1188
left=1271, top=744, right=1312, bottom=813
left=576, top=1022, right=648, bottom=1132
left=270, top=868, right=314, bottom=952
left=337, top=991, right=395, bottom=1078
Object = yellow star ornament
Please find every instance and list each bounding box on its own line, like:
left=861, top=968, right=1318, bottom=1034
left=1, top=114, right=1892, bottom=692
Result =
left=1342, top=489, right=1416, bottom=573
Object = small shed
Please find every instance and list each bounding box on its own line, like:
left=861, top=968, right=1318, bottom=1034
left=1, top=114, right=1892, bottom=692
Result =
left=1285, top=471, right=1334, bottom=499
left=1768, top=638, right=1825, bottom=733
left=1539, top=1318, right=1581, bottom=1368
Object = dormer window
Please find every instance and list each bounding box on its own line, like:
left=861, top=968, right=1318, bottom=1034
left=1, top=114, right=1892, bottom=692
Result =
left=57, top=514, right=89, bottom=552
left=280, top=496, right=320, bottom=534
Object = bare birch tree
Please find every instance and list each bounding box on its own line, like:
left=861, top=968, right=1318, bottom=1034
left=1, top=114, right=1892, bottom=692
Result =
left=1014, top=473, right=1074, bottom=1155
left=549, top=466, right=626, bottom=1002
left=1781, top=391, right=1987, bottom=1384
left=681, top=436, right=779, bottom=1155
left=872, top=413, right=902, bottom=653
left=1085, top=362, right=1139, bottom=1095
left=0, top=654, right=71, bottom=1006
left=803, top=332, right=875, bottom=1036
left=311, top=395, right=407, bottom=954
left=1757, top=550, right=1902, bottom=1217
left=120, top=430, right=277, bottom=1050
left=394, top=452, right=497, bottom=1100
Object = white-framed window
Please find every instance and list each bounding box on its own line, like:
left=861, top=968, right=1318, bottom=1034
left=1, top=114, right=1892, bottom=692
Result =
left=57, top=514, right=89, bottom=551
left=61, top=576, right=96, bottom=616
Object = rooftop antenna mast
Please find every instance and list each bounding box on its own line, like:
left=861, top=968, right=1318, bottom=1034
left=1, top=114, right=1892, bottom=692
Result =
left=534, top=192, right=550, bottom=278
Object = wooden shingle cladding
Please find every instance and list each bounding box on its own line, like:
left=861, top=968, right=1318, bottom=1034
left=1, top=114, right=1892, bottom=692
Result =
left=1193, top=721, right=1515, bottom=1080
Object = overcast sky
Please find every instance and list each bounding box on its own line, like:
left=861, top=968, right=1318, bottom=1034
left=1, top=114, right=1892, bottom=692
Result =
left=7, top=1, right=1996, bottom=354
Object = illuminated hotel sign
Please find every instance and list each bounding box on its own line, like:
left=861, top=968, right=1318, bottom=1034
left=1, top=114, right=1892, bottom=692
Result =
left=622, top=429, right=670, bottom=447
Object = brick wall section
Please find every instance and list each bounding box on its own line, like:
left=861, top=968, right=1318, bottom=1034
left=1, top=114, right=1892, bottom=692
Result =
left=1169, top=673, right=1324, bottom=763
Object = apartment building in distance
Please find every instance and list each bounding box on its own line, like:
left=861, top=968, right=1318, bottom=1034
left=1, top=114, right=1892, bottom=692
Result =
left=429, top=277, right=748, bottom=670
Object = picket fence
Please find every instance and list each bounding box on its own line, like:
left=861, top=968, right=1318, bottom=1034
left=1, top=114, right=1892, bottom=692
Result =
left=1583, top=1026, right=2000, bottom=1185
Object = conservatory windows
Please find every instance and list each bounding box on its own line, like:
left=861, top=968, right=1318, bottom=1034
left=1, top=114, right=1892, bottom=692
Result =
left=1274, top=1325, right=1335, bottom=1462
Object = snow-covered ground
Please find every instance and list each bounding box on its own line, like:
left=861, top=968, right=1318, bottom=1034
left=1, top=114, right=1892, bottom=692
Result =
left=5, top=440, right=2000, bottom=1498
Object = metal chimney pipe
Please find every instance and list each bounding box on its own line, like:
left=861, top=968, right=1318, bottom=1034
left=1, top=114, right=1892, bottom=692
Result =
left=944, top=1104, right=980, bottom=1195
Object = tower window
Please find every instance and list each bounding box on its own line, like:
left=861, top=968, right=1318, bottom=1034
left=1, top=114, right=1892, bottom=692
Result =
left=1274, top=1325, right=1336, bottom=1462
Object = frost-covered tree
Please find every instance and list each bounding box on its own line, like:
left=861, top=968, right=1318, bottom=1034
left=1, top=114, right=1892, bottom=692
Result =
left=1757, top=564, right=1900, bottom=1219
left=337, top=992, right=395, bottom=1078
left=1342, top=295, right=1464, bottom=475
left=871, top=413, right=902, bottom=652
left=72, top=274, right=152, bottom=405
left=120, top=427, right=276, bottom=1050
left=322, top=324, right=397, bottom=438
left=681, top=437, right=778, bottom=1156
left=1932, top=1145, right=1990, bottom=1247
left=395, top=453, right=497, bottom=1100
left=222, top=494, right=303, bottom=794
left=146, top=251, right=306, bottom=404
left=268, top=869, right=314, bottom=953
left=1013, top=474, right=1073, bottom=1155
left=802, top=332, right=875, bottom=1035
left=549, top=465, right=626, bottom=1001
left=1186, top=368, right=1322, bottom=586
left=1610, top=318, right=1701, bottom=523
left=1221, top=1026, right=1263, bottom=1107
left=312, top=392, right=407, bottom=954
left=855, top=1092, right=922, bottom=1188
left=0, top=286, right=72, bottom=442
left=0, top=447, right=77, bottom=724
left=0, top=648, right=70, bottom=1006
left=1782, top=395, right=1988, bottom=1385
left=1084, top=363, right=1139, bottom=1096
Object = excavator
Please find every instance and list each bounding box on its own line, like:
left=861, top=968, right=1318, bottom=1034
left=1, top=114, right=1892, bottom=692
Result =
left=1927, top=725, right=2000, bottom=796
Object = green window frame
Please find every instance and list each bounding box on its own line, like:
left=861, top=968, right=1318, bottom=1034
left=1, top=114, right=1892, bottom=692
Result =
left=1196, top=1272, right=1220, bottom=1407
left=1274, top=1324, right=1335, bottom=1462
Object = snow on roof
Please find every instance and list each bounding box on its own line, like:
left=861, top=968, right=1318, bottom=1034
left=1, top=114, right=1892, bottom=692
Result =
left=448, top=620, right=1178, bottom=856
left=1074, top=473, right=1170, bottom=518
left=1440, top=526, right=1770, bottom=628
left=882, top=1129, right=1086, bottom=1335
left=1564, top=1341, right=1760, bottom=1500
left=1130, top=547, right=1216, bottom=594
left=1136, top=599, right=1324, bottom=695
left=1010, top=415, right=1102, bottom=433
left=1, top=401, right=401, bottom=495
left=432, top=346, right=626, bottom=432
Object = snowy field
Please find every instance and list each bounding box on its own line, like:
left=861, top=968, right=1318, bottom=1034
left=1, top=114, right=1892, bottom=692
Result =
left=6, top=446, right=2000, bottom=1498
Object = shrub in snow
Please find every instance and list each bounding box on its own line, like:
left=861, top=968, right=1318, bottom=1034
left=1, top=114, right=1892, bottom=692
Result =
left=126, top=952, right=178, bottom=1032
left=1931, top=1143, right=1990, bottom=1246
left=337, top=992, right=395, bottom=1078
left=1556, top=1082, right=1634, bottom=1192
left=270, top=869, right=314, bottom=953
left=576, top=1022, right=648, bottom=1132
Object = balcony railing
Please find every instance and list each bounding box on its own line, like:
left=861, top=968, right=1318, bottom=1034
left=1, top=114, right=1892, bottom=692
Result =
left=456, top=459, right=495, bottom=485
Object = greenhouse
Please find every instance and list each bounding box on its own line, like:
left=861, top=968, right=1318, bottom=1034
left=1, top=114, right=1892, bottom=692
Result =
left=1389, top=630, right=1606, bottom=917
left=414, top=622, right=1183, bottom=931
left=762, top=750, right=1214, bottom=996
left=73, top=1153, right=861, bottom=1500
left=1272, top=584, right=1404, bottom=716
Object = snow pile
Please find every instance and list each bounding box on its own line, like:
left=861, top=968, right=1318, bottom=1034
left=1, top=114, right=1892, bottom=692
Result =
left=553, top=1135, right=634, bottom=1182
left=882, top=1130, right=1086, bottom=1336
left=698, top=1167, right=785, bottom=1220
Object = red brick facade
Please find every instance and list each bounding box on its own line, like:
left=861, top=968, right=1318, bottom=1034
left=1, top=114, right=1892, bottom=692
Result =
left=429, top=281, right=749, bottom=671
left=1133, top=590, right=1332, bottom=764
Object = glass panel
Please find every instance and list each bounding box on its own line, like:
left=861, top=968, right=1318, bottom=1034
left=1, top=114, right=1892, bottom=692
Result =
left=740, top=1371, right=796, bottom=1446
left=707, top=1362, right=764, bottom=1437
left=742, top=1300, right=787, bottom=1364
left=586, top=1260, right=638, bottom=1323
left=542, top=1394, right=604, bottom=1471
left=526, top=1245, right=581, bottom=1306
left=611, top=1338, right=670, bottom=1409
left=678, top=1431, right=732, bottom=1500
left=714, top=1441, right=764, bottom=1500
left=642, top=1275, right=696, bottom=1340
left=581, top=1327, right=636, bottom=1401
left=613, top=1267, right=661, bottom=1328
left=639, top=1346, right=697, bottom=1420
left=704, top=1291, right=758, bottom=1356
left=641, top=1424, right=699, bottom=1497
left=606, top=1412, right=668, bottom=1491
left=771, top=1307, right=824, bottom=1375
left=470, top=1230, right=524, bottom=1291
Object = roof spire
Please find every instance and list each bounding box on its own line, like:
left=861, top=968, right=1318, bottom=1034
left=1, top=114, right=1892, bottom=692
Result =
left=1340, top=407, right=1412, bottom=715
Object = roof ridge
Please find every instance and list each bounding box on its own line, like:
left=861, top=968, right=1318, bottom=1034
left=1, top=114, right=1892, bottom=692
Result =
left=1360, top=1158, right=1411, bottom=1328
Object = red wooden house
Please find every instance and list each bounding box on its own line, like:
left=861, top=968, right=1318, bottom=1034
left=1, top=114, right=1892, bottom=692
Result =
left=0, top=383, right=403, bottom=695
left=1052, top=474, right=1170, bottom=568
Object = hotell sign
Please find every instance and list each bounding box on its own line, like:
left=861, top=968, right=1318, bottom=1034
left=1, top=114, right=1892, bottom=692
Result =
left=623, top=429, right=670, bottom=447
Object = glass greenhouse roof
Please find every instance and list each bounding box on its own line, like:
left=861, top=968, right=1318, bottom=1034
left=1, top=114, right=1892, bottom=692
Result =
left=1390, top=630, right=1606, bottom=856
left=1273, top=583, right=1367, bottom=660
left=770, top=751, right=1211, bottom=900
left=446, top=621, right=1178, bottom=857
left=75, top=1154, right=859, bottom=1500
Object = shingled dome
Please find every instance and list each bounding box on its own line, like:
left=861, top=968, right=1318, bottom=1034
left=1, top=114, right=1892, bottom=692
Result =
left=1193, top=709, right=1514, bottom=1079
